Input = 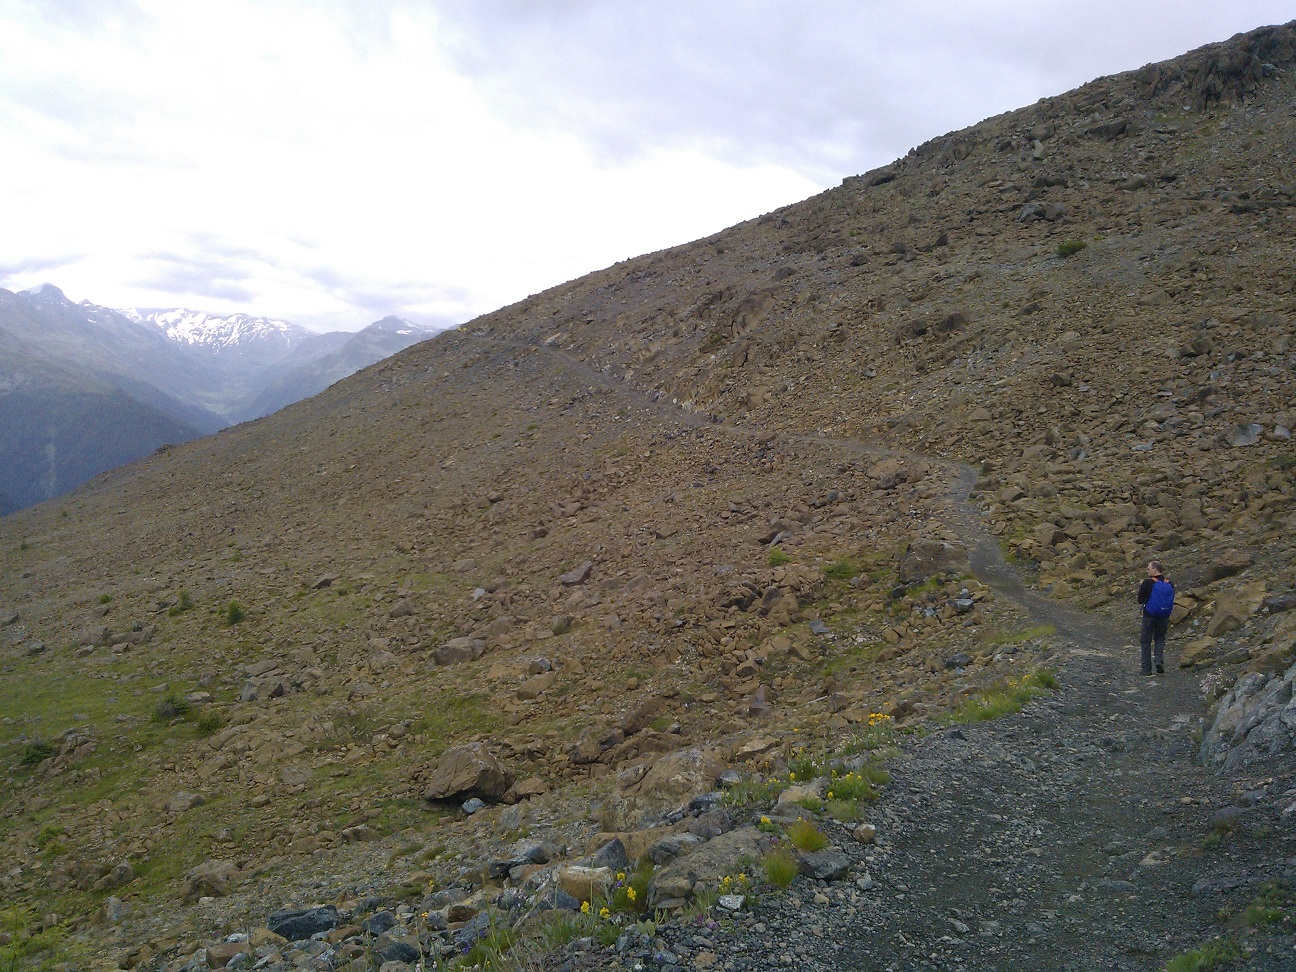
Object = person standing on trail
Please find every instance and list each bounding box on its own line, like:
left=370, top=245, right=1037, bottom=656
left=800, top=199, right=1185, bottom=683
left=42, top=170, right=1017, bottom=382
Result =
left=1136, top=560, right=1175, bottom=675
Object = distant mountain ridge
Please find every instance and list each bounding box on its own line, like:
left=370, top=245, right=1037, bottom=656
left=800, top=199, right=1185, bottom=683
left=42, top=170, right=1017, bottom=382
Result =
left=0, top=284, right=441, bottom=512
left=118, top=306, right=314, bottom=357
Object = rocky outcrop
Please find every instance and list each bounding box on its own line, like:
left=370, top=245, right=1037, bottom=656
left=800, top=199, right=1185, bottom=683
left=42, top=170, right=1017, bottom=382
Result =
left=421, top=743, right=515, bottom=802
left=1201, top=660, right=1296, bottom=771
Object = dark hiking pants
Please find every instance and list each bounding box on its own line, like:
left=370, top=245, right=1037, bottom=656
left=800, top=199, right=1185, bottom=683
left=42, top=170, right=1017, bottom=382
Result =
left=1140, top=614, right=1169, bottom=674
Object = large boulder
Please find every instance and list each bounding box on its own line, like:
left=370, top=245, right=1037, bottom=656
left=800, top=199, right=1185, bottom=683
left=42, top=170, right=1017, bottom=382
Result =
left=648, top=826, right=770, bottom=905
left=422, top=743, right=514, bottom=802
left=183, top=860, right=239, bottom=902
left=606, top=747, right=724, bottom=830
left=1201, top=661, right=1296, bottom=771
left=266, top=905, right=339, bottom=942
left=897, top=538, right=968, bottom=584
left=1206, top=581, right=1267, bottom=637
left=432, top=637, right=486, bottom=666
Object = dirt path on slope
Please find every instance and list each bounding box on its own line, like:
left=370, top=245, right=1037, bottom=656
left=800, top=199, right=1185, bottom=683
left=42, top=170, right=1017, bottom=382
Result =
left=458, top=333, right=1293, bottom=970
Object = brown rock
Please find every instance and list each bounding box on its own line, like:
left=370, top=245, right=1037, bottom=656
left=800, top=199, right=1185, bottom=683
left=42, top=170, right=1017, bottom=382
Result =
left=422, top=742, right=515, bottom=802
left=432, top=637, right=486, bottom=666
left=183, top=860, right=239, bottom=902
left=517, top=671, right=555, bottom=700
left=622, top=696, right=669, bottom=735
left=898, top=538, right=968, bottom=583
left=608, top=747, right=724, bottom=829
left=559, top=561, right=593, bottom=585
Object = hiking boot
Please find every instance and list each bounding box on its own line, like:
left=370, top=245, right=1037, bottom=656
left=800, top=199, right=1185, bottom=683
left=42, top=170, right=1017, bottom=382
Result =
left=1156, top=664, right=1165, bottom=674
left=1142, top=670, right=1153, bottom=676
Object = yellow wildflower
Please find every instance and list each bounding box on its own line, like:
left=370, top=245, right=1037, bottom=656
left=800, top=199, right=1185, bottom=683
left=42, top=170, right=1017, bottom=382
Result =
left=599, top=907, right=611, bottom=919
left=580, top=900, right=590, bottom=914
left=626, top=887, right=637, bottom=901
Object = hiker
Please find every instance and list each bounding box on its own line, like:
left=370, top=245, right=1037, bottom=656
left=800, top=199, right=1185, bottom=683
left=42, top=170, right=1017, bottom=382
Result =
left=1137, top=560, right=1175, bottom=675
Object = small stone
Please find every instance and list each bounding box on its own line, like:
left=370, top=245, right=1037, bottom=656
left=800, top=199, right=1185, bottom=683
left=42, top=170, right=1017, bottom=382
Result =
left=716, top=894, right=745, bottom=911
left=853, top=823, right=877, bottom=844
left=462, top=798, right=485, bottom=814
left=559, top=561, right=593, bottom=585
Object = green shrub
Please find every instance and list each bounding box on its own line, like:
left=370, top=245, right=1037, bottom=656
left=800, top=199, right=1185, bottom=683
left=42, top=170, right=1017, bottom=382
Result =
left=824, top=558, right=861, bottom=581
left=723, top=777, right=793, bottom=809
left=763, top=848, right=799, bottom=889
left=98, top=593, right=112, bottom=605
left=195, top=710, right=225, bottom=736
left=223, top=600, right=246, bottom=626
left=826, top=798, right=861, bottom=822
left=785, top=819, right=828, bottom=852
left=829, top=766, right=889, bottom=802
left=768, top=547, right=792, bottom=567
left=153, top=693, right=192, bottom=721
left=1163, top=938, right=1242, bottom=971
left=1242, top=882, right=1295, bottom=930
left=842, top=713, right=897, bottom=754
left=167, top=590, right=194, bottom=616
left=1057, top=239, right=1087, bottom=257
left=20, top=741, right=53, bottom=766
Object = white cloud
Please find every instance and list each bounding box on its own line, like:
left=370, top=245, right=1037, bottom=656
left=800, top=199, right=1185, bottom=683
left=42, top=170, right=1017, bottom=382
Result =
left=0, top=1, right=1290, bottom=330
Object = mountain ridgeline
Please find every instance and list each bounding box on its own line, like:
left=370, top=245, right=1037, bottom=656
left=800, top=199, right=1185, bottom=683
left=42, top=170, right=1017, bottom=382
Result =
left=0, top=287, right=438, bottom=512
left=2, top=21, right=1296, bottom=969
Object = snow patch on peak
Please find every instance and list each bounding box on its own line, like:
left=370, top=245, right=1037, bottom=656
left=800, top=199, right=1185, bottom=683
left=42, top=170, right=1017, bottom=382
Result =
left=121, top=307, right=311, bottom=353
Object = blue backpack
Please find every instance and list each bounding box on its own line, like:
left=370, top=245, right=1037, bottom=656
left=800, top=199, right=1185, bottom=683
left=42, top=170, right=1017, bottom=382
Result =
left=1145, top=579, right=1175, bottom=618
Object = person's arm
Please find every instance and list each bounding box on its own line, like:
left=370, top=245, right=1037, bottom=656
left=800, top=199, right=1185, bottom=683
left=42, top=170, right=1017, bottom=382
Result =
left=1137, top=578, right=1153, bottom=605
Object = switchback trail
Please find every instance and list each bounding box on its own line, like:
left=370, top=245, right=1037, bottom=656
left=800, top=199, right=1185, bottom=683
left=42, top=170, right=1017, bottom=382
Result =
left=458, top=332, right=1294, bottom=970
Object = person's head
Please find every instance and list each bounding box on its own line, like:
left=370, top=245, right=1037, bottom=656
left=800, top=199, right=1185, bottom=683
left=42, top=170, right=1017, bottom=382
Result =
left=1147, top=560, right=1164, bottom=577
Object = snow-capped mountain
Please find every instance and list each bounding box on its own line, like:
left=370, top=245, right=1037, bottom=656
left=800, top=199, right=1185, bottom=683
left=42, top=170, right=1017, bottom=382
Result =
left=118, top=307, right=315, bottom=357
left=1, top=284, right=442, bottom=513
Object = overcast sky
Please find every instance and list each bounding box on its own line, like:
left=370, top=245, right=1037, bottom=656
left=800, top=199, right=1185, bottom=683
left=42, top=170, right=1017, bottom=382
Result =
left=0, top=1, right=1290, bottom=332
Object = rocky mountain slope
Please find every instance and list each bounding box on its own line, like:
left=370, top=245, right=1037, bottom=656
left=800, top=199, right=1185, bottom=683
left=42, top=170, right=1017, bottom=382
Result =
left=0, top=288, right=438, bottom=512
left=1, top=21, right=1295, bottom=972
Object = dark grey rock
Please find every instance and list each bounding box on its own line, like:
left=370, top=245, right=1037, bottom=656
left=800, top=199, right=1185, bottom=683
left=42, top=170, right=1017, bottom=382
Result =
left=362, top=910, right=397, bottom=935
left=266, top=905, right=339, bottom=941
left=591, top=838, right=629, bottom=871
left=799, top=849, right=850, bottom=881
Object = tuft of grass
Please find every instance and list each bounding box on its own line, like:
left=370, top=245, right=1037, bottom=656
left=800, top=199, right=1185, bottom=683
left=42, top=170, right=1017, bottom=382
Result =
left=1241, top=882, right=1295, bottom=930
left=98, top=593, right=112, bottom=605
left=194, top=710, right=225, bottom=736
left=824, top=558, right=862, bottom=581
left=794, top=795, right=824, bottom=814
left=610, top=860, right=653, bottom=915
left=167, top=589, right=194, bottom=616
left=20, top=741, right=53, bottom=767
left=841, top=713, right=897, bottom=755
left=1057, top=239, right=1087, bottom=257
left=763, top=848, right=799, bottom=889
left=1163, top=938, right=1242, bottom=971
left=768, top=547, right=792, bottom=567
left=785, top=819, right=828, bottom=852
left=982, top=624, right=1056, bottom=646
left=829, top=765, right=889, bottom=802
left=720, top=777, right=787, bottom=807
left=153, top=693, right=192, bottom=722
left=949, top=669, right=1058, bottom=724
left=223, top=600, right=246, bottom=626
left=825, top=798, right=862, bottom=822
